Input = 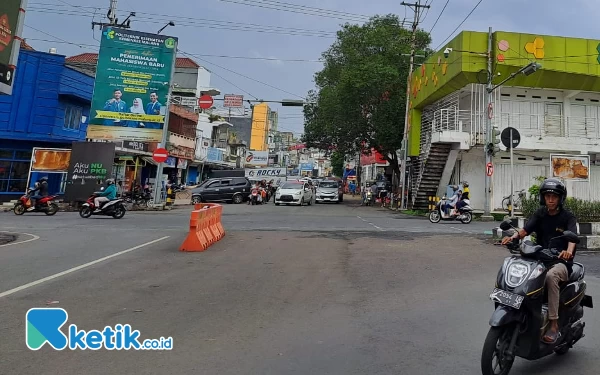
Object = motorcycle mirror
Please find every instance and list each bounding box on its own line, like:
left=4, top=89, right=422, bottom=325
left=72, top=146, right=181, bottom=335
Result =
left=100, top=187, right=105, bottom=191
left=499, top=220, right=514, bottom=231
left=562, top=231, right=581, bottom=244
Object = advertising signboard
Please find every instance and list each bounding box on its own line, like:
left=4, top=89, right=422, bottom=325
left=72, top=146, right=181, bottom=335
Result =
left=224, top=94, right=243, bottom=108
left=244, top=151, right=268, bottom=167
left=0, top=0, right=26, bottom=95
left=550, top=154, right=590, bottom=181
left=245, top=168, right=287, bottom=185
left=64, top=142, right=116, bottom=201
left=86, top=26, right=178, bottom=142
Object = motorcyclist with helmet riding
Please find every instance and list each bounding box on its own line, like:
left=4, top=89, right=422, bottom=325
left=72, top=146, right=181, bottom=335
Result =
left=28, top=176, right=49, bottom=211
left=94, top=179, right=117, bottom=213
left=501, top=178, right=578, bottom=344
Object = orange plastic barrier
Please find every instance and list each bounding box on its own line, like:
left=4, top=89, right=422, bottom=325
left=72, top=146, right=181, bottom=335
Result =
left=180, top=203, right=225, bottom=252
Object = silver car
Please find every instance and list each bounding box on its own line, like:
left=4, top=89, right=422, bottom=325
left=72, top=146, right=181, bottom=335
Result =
left=315, top=180, right=342, bottom=203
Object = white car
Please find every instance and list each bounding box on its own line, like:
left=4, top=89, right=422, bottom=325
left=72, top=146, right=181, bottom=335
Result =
left=275, top=181, right=314, bottom=206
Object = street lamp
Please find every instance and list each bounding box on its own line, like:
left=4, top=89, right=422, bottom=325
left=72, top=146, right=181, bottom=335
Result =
left=158, top=21, right=175, bottom=34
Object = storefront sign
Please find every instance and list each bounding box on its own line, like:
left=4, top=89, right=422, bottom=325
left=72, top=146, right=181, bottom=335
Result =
left=206, top=147, right=223, bottom=162
left=168, top=145, right=194, bottom=160
left=245, top=151, right=268, bottom=167
left=165, top=156, right=176, bottom=167
left=86, top=27, right=178, bottom=142
left=64, top=142, right=116, bottom=201
left=30, top=148, right=71, bottom=172
left=122, top=140, right=149, bottom=152
left=177, top=158, right=188, bottom=169
left=245, top=168, right=286, bottom=178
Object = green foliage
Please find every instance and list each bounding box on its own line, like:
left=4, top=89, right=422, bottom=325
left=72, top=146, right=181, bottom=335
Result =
left=522, top=196, right=600, bottom=222
left=527, top=176, right=546, bottom=199
left=330, top=151, right=345, bottom=177
left=303, top=14, right=431, bottom=171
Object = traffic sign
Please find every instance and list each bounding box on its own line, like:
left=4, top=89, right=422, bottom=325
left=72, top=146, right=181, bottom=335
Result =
left=198, top=95, right=214, bottom=110
left=152, top=148, right=169, bottom=163
left=501, top=127, right=521, bottom=149
left=223, top=94, right=243, bottom=108
left=486, top=162, right=494, bottom=177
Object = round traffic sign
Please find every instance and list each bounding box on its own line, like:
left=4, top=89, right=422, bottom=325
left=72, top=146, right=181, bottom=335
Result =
left=486, top=162, right=494, bottom=177
left=198, top=95, right=214, bottom=110
left=501, top=127, right=521, bottom=149
left=152, top=148, right=169, bottom=163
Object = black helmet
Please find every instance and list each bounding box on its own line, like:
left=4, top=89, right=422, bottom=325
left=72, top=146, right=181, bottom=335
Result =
left=539, top=178, right=567, bottom=205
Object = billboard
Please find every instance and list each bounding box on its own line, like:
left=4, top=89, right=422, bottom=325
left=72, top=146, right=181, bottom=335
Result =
left=0, top=0, right=26, bottom=95
left=245, top=151, right=268, bottom=167
left=550, top=154, right=590, bottom=181
left=86, top=26, right=178, bottom=142
left=245, top=168, right=287, bottom=185
left=64, top=142, right=116, bottom=201
left=31, top=148, right=71, bottom=172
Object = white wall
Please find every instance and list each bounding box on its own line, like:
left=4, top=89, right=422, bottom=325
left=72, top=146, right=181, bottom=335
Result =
left=457, top=149, right=486, bottom=210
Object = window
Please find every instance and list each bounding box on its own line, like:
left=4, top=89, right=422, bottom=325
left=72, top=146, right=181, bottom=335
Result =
left=220, top=179, right=232, bottom=186
left=64, top=105, right=83, bottom=130
left=206, top=181, right=220, bottom=188
left=0, top=152, right=30, bottom=193
left=233, top=178, right=247, bottom=186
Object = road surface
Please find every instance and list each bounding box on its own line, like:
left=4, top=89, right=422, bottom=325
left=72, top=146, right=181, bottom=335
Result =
left=1, top=197, right=599, bottom=374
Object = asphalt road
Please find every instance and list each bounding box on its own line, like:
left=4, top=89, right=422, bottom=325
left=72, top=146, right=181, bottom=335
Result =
left=1, top=196, right=600, bottom=374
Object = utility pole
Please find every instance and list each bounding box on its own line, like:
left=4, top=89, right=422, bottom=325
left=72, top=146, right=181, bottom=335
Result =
left=482, top=27, right=494, bottom=221
left=92, top=0, right=134, bottom=29
left=399, top=1, right=430, bottom=210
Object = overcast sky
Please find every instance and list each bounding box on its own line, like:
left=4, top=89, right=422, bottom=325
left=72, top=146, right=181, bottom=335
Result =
left=22, top=0, right=594, bottom=135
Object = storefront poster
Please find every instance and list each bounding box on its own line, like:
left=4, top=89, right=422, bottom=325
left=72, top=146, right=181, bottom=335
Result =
left=206, top=147, right=223, bottom=162
left=0, top=0, right=25, bottom=95
left=86, top=26, right=178, bottom=142
left=64, top=142, right=116, bottom=201
left=31, top=148, right=71, bottom=172
left=550, top=154, right=590, bottom=181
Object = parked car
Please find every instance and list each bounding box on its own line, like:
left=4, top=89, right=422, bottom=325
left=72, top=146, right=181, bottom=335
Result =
left=275, top=181, right=314, bottom=206
left=190, top=177, right=251, bottom=204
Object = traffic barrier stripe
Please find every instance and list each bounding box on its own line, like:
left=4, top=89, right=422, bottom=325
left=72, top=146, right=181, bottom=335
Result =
left=180, top=203, right=226, bottom=252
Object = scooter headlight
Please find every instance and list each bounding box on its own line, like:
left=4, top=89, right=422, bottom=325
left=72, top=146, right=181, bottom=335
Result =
left=505, top=261, right=530, bottom=288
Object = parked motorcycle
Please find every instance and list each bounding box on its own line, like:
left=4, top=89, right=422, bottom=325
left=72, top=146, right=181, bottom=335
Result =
left=79, top=193, right=126, bottom=219
left=13, top=191, right=59, bottom=216
left=480, top=220, right=593, bottom=375
left=428, top=196, right=473, bottom=224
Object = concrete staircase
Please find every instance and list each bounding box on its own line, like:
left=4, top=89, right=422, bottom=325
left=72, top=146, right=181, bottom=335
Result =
left=411, top=143, right=452, bottom=211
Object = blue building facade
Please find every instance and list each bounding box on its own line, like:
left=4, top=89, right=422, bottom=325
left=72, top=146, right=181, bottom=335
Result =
left=0, top=49, right=94, bottom=201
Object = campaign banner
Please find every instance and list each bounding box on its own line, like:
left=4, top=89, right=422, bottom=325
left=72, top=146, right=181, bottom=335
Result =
left=64, top=142, right=116, bottom=201
left=0, top=0, right=26, bottom=95
left=86, top=26, right=177, bottom=142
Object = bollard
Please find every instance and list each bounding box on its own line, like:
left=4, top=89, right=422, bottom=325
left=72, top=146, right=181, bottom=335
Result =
left=166, top=187, right=173, bottom=206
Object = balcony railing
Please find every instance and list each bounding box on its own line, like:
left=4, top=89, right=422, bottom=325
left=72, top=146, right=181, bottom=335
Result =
left=429, top=108, right=600, bottom=144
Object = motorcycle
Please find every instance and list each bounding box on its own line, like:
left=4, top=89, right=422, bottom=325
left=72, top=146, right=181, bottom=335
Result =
left=249, top=188, right=263, bottom=205
left=428, top=196, right=473, bottom=224
left=13, top=191, right=59, bottom=216
left=79, top=192, right=126, bottom=219
left=480, top=220, right=593, bottom=375
left=364, top=190, right=374, bottom=206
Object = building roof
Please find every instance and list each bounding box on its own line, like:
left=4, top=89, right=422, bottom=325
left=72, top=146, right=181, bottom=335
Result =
left=65, top=53, right=200, bottom=68
left=20, top=40, right=35, bottom=51
left=170, top=104, right=199, bottom=122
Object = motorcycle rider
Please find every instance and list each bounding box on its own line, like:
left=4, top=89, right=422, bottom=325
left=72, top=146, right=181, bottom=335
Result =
left=501, top=178, right=578, bottom=344
left=94, top=179, right=117, bottom=213
left=444, top=185, right=460, bottom=216
left=28, top=176, right=49, bottom=211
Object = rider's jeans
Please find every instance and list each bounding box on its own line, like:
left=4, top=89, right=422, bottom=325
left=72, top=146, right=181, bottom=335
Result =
left=546, top=263, right=568, bottom=320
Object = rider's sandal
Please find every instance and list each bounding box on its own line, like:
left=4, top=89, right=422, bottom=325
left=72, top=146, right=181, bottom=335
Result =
left=542, top=329, right=561, bottom=344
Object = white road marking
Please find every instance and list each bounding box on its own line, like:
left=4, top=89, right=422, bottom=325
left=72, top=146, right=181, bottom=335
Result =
left=450, top=226, right=474, bottom=234
left=368, top=222, right=385, bottom=231
left=0, top=236, right=170, bottom=299
left=0, top=232, right=40, bottom=248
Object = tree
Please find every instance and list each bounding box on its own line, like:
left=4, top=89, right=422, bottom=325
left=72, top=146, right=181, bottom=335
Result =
left=303, top=14, right=431, bottom=182
left=330, top=151, right=345, bottom=177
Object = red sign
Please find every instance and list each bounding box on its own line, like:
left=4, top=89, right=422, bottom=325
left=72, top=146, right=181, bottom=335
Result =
left=486, top=162, right=494, bottom=177
left=153, top=148, right=169, bottom=163
left=198, top=95, right=214, bottom=109
left=223, top=94, right=243, bottom=108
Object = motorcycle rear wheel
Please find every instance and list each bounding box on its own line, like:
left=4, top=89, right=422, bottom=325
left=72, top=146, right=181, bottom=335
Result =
left=79, top=206, right=93, bottom=218
left=112, top=205, right=126, bottom=219
left=45, top=203, right=59, bottom=216
left=481, top=326, right=514, bottom=375
left=14, top=203, right=25, bottom=215
left=460, top=212, right=473, bottom=224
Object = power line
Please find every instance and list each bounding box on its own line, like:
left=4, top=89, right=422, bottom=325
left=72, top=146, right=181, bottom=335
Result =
left=220, top=0, right=372, bottom=20
left=27, top=6, right=337, bottom=38
left=217, top=0, right=372, bottom=22
left=429, top=0, right=449, bottom=33
left=434, top=0, right=484, bottom=50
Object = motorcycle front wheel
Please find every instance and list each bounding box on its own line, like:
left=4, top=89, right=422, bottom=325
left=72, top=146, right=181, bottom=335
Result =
left=14, top=203, right=25, bottom=215
left=428, top=210, right=441, bottom=223
left=79, top=206, right=93, bottom=218
left=481, top=326, right=515, bottom=375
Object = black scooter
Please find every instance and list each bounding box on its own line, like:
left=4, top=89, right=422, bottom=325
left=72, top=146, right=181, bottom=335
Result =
left=481, top=220, right=593, bottom=375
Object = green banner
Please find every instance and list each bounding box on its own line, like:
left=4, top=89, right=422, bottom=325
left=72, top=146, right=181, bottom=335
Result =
left=0, top=0, right=20, bottom=67
left=87, top=26, right=178, bottom=142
